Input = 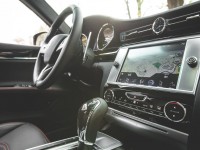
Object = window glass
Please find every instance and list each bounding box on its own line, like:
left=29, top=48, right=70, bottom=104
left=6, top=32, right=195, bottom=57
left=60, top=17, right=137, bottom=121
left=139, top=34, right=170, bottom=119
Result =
left=46, top=0, right=200, bottom=20
left=0, top=1, right=49, bottom=45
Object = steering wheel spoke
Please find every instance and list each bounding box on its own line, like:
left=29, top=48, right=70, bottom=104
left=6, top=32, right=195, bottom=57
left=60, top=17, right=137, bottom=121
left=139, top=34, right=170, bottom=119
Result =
left=56, top=36, right=69, bottom=52
left=37, top=64, right=53, bottom=81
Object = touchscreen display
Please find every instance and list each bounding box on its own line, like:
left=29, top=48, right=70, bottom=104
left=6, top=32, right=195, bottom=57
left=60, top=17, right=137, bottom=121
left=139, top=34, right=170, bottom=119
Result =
left=117, top=42, right=185, bottom=88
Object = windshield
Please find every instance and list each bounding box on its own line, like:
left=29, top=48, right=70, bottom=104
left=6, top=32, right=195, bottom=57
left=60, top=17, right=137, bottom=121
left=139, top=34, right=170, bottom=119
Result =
left=46, top=0, right=199, bottom=19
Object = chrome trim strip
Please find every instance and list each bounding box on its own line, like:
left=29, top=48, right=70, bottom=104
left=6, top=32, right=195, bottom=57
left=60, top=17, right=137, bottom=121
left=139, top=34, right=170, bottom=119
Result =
left=47, top=141, right=78, bottom=150
left=98, top=50, right=118, bottom=56
left=176, top=38, right=200, bottom=92
left=175, top=42, right=188, bottom=89
left=107, top=81, right=194, bottom=94
left=186, top=14, right=200, bottom=20
left=83, top=32, right=92, bottom=64
left=107, top=107, right=188, bottom=144
left=124, top=30, right=138, bottom=37
left=27, top=132, right=122, bottom=150
left=125, top=92, right=147, bottom=101
left=96, top=23, right=114, bottom=51
left=0, top=57, right=37, bottom=60
left=26, top=137, right=78, bottom=150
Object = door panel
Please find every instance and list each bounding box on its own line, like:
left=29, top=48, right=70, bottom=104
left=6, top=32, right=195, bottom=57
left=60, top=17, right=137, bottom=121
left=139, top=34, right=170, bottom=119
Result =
left=0, top=43, right=81, bottom=141
left=0, top=43, right=38, bottom=87
left=0, top=59, right=35, bottom=87
left=0, top=43, right=39, bottom=54
left=0, top=0, right=81, bottom=142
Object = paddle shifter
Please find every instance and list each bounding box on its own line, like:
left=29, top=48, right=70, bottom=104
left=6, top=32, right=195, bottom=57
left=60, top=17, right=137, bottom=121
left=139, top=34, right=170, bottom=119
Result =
left=77, top=98, right=108, bottom=150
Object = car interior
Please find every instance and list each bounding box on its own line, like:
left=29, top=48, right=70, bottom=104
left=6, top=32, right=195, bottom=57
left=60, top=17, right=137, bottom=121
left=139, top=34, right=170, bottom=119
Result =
left=0, top=0, right=200, bottom=150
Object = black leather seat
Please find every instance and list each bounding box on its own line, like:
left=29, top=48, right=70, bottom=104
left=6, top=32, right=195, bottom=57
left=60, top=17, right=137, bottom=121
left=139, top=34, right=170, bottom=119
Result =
left=0, top=122, right=49, bottom=150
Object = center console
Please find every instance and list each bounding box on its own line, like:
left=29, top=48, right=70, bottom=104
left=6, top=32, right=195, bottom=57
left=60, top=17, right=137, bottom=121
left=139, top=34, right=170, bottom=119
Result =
left=28, top=132, right=122, bottom=150
left=28, top=98, right=123, bottom=150
left=104, top=37, right=200, bottom=145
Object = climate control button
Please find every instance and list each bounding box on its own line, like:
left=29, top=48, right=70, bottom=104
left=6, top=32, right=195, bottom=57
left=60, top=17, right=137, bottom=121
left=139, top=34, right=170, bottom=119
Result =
left=104, top=89, right=114, bottom=102
left=164, top=101, right=186, bottom=122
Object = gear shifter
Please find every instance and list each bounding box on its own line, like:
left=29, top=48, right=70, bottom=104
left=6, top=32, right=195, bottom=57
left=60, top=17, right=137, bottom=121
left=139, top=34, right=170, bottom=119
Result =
left=77, top=98, right=108, bottom=150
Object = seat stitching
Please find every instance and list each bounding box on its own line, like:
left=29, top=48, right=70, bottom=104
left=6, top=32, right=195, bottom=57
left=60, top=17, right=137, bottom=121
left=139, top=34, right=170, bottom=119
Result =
left=0, top=142, right=9, bottom=150
left=3, top=143, right=9, bottom=150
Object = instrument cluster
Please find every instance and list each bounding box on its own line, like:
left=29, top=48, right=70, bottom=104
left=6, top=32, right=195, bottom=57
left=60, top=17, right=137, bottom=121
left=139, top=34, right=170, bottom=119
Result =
left=96, top=23, right=114, bottom=50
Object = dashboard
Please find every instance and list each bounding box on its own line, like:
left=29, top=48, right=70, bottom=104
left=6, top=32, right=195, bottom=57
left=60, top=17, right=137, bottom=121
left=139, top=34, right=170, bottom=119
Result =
left=80, top=2, right=200, bottom=150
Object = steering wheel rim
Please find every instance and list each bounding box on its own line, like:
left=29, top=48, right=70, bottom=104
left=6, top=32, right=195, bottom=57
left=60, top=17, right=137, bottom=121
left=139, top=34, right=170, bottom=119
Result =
left=33, top=5, right=83, bottom=89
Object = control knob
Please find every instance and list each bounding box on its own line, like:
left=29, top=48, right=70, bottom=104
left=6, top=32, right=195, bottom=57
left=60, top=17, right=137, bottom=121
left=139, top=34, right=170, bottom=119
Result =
left=104, top=89, right=114, bottom=102
left=187, top=56, right=197, bottom=68
left=164, top=101, right=186, bottom=122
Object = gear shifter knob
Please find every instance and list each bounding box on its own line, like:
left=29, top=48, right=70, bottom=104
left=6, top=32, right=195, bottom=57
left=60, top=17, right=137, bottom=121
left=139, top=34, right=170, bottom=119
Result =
left=77, top=98, right=108, bottom=149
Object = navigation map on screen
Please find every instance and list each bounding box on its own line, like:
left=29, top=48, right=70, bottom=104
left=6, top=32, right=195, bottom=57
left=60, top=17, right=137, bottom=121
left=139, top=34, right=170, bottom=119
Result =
left=117, top=43, right=185, bottom=88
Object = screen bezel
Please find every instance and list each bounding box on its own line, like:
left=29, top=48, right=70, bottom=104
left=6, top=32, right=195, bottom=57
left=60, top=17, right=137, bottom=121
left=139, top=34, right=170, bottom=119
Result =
left=116, top=42, right=186, bottom=89
left=106, top=37, right=200, bottom=95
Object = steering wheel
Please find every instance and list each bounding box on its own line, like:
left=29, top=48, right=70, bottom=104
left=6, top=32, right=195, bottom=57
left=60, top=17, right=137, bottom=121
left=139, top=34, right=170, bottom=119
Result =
left=33, top=5, right=83, bottom=89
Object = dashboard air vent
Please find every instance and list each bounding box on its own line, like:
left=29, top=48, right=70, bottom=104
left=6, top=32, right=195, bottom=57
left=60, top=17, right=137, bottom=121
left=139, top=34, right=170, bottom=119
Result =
left=120, top=24, right=153, bottom=42
left=167, top=11, right=200, bottom=32
left=120, top=11, right=200, bottom=44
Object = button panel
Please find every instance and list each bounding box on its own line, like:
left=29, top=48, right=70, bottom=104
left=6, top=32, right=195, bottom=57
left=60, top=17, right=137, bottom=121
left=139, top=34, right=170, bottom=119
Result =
left=104, top=89, right=167, bottom=119
left=104, top=89, right=190, bottom=123
left=104, top=86, right=193, bottom=134
left=110, top=99, right=165, bottom=118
